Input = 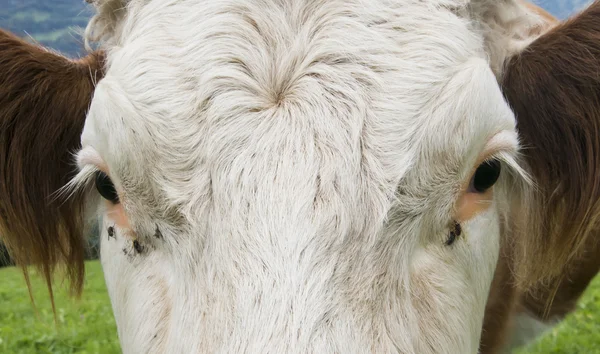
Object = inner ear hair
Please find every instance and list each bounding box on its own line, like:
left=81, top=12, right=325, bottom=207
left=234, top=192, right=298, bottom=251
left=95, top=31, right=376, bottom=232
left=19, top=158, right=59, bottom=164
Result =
left=0, top=29, right=104, bottom=300
left=501, top=1, right=600, bottom=298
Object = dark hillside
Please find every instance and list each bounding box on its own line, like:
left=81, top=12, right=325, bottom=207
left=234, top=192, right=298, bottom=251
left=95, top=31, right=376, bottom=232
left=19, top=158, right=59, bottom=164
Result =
left=0, top=0, right=91, bottom=58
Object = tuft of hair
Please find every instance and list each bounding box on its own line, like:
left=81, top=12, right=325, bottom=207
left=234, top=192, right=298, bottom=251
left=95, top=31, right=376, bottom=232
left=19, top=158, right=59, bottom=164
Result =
left=0, top=29, right=104, bottom=299
left=84, top=0, right=130, bottom=51
left=465, top=0, right=557, bottom=78
left=501, top=0, right=600, bottom=304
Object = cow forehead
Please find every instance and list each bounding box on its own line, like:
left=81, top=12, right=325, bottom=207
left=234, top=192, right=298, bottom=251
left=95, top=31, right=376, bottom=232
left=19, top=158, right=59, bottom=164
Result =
left=84, top=0, right=515, bottom=224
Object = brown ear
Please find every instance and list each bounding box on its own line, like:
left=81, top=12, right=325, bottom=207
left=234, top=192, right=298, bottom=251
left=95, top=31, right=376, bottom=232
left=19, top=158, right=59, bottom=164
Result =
left=0, top=29, right=104, bottom=296
left=501, top=2, right=600, bottom=292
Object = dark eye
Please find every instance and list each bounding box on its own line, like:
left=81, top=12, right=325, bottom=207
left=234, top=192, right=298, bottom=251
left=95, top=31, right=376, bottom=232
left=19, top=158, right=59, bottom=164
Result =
left=95, top=171, right=120, bottom=204
left=468, top=159, right=501, bottom=193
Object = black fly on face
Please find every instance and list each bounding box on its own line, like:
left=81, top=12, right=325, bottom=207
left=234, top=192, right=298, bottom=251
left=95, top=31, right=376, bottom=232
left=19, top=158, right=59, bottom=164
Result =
left=446, top=221, right=462, bottom=246
left=108, top=225, right=115, bottom=239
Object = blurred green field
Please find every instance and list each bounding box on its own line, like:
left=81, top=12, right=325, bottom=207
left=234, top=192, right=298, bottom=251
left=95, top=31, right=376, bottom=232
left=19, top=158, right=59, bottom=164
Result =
left=515, top=274, right=600, bottom=354
left=0, top=261, right=120, bottom=354
left=1, top=261, right=599, bottom=353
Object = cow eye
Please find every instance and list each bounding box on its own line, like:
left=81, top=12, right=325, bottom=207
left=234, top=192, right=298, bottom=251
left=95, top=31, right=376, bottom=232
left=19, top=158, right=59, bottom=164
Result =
left=468, top=159, right=501, bottom=193
left=95, top=171, right=120, bottom=204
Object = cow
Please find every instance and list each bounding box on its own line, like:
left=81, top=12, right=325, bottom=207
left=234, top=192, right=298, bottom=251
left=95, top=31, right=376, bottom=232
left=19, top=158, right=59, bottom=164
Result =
left=1, top=0, right=599, bottom=353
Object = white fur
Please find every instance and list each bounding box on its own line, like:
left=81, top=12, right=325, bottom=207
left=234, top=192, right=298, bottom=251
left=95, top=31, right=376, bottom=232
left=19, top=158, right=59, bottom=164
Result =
left=74, top=0, right=540, bottom=352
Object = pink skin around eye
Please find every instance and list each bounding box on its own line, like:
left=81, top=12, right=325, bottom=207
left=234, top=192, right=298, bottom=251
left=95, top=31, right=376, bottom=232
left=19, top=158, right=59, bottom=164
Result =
left=105, top=201, right=132, bottom=231
left=456, top=188, right=494, bottom=223
left=455, top=156, right=496, bottom=223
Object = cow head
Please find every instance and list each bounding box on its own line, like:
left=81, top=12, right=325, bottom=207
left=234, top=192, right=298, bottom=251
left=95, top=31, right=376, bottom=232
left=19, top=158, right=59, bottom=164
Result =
left=1, top=1, right=598, bottom=353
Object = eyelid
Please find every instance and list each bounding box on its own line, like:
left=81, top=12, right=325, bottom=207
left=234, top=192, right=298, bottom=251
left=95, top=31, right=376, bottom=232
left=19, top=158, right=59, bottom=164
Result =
left=452, top=130, right=520, bottom=223
left=77, top=146, right=109, bottom=172
left=459, top=130, right=518, bottom=194
left=76, top=146, right=124, bottom=198
left=464, top=130, right=518, bottom=183
left=480, top=130, right=519, bottom=162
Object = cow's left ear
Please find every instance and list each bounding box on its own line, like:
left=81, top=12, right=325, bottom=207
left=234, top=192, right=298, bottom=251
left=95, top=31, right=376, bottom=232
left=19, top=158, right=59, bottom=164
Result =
left=500, top=1, right=600, bottom=290
left=0, top=29, right=104, bottom=297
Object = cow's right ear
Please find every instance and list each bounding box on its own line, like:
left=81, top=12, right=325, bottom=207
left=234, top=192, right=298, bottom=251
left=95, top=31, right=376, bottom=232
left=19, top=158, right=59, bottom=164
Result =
left=0, top=29, right=104, bottom=296
left=500, top=2, right=600, bottom=293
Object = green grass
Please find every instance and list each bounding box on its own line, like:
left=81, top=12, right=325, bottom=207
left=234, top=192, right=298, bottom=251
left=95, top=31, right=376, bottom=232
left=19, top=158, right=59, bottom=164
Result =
left=1, top=262, right=599, bottom=353
left=516, top=276, right=600, bottom=354
left=0, top=262, right=120, bottom=354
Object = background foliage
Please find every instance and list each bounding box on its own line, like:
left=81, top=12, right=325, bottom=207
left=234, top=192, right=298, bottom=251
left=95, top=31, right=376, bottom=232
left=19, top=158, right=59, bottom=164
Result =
left=1, top=262, right=120, bottom=354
